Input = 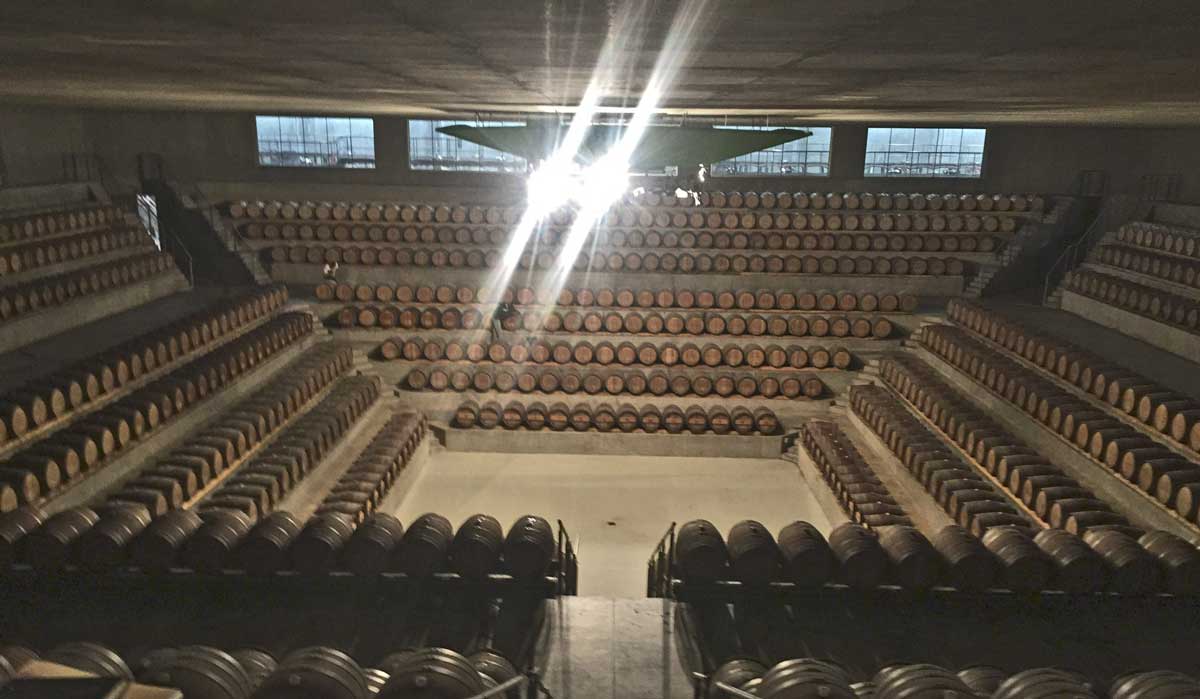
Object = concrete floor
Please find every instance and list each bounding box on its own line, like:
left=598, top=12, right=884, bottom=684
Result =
left=389, top=449, right=834, bottom=598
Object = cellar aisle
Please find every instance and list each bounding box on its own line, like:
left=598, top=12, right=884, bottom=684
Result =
left=388, top=449, right=833, bottom=597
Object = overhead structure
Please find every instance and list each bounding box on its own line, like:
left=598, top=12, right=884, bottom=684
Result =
left=436, top=123, right=811, bottom=171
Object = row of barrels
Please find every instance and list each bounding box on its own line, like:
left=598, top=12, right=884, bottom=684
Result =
left=674, top=517, right=1200, bottom=595
left=45, top=368, right=366, bottom=574
left=0, top=642, right=524, bottom=699
left=319, top=281, right=920, bottom=314
left=1117, top=220, right=1200, bottom=259
left=314, top=411, right=427, bottom=526
left=0, top=314, right=315, bottom=514
left=273, top=243, right=970, bottom=277
left=408, top=365, right=826, bottom=400
left=919, top=324, right=1200, bottom=525
left=454, top=400, right=780, bottom=435
left=0, top=250, right=175, bottom=325
left=244, top=218, right=1009, bottom=244
left=1, top=506, right=556, bottom=582
left=345, top=303, right=895, bottom=340
left=1065, top=268, right=1200, bottom=331
left=802, top=420, right=912, bottom=528
left=875, top=356, right=1137, bottom=537
left=227, top=192, right=1041, bottom=224
left=948, top=297, right=1200, bottom=453
left=849, top=384, right=1032, bottom=537
left=0, top=203, right=119, bottom=244
left=0, top=285, right=287, bottom=448
left=93, top=345, right=355, bottom=541
left=707, top=657, right=1195, bottom=699
left=0, top=226, right=149, bottom=277
left=1096, top=242, right=1200, bottom=288
left=381, top=335, right=852, bottom=371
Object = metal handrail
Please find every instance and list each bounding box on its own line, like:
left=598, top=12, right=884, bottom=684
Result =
left=555, top=519, right=578, bottom=596
left=160, top=225, right=195, bottom=286
left=692, top=673, right=759, bottom=699
left=646, top=522, right=676, bottom=598
left=1040, top=195, right=1147, bottom=304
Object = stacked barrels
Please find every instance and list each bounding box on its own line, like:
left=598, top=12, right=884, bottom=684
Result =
left=270, top=242, right=968, bottom=277
left=1064, top=269, right=1200, bottom=331
left=849, top=384, right=1030, bottom=536
left=314, top=411, right=427, bottom=528
left=703, top=658, right=1149, bottom=699
left=0, top=251, right=176, bottom=326
left=1116, top=220, right=1200, bottom=260
left=347, top=303, right=894, bottom=340
left=0, top=312, right=314, bottom=514
left=1093, top=244, right=1200, bottom=292
left=801, top=420, right=911, bottom=528
left=319, top=282, right=919, bottom=315
left=454, top=400, right=778, bottom=435
left=0, top=285, right=287, bottom=450
left=919, top=323, right=1200, bottom=526
left=2, top=506, right=555, bottom=580
left=246, top=219, right=1004, bottom=252
left=0, top=641, right=527, bottom=699
left=948, top=298, right=1200, bottom=454
left=380, top=336, right=851, bottom=371
left=0, top=227, right=152, bottom=279
left=405, top=364, right=825, bottom=400
left=0, top=204, right=121, bottom=244
left=877, top=356, right=1136, bottom=535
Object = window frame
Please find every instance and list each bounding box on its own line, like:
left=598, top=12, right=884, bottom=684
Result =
left=254, top=114, right=378, bottom=170
left=707, top=125, right=834, bottom=179
left=407, top=118, right=530, bottom=174
left=862, top=126, right=988, bottom=179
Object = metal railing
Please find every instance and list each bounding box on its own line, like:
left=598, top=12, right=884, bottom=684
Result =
left=646, top=522, right=677, bottom=598
left=1041, top=194, right=1149, bottom=304
left=556, top=519, right=579, bottom=596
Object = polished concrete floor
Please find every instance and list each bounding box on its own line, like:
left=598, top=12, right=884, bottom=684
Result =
left=390, top=449, right=834, bottom=597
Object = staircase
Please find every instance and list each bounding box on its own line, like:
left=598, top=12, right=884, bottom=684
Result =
left=175, top=184, right=272, bottom=285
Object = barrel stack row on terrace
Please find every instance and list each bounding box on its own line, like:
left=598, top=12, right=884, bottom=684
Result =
left=226, top=190, right=1044, bottom=224
left=918, top=321, right=1200, bottom=529
left=0, top=641, right=529, bottom=699
left=874, top=355, right=1136, bottom=534
left=801, top=420, right=912, bottom=527
left=247, top=221, right=1009, bottom=246
left=455, top=400, right=780, bottom=436
left=319, top=282, right=919, bottom=314
left=1, top=506, right=557, bottom=581
left=0, top=310, right=313, bottom=514
left=1064, top=268, right=1200, bottom=334
left=670, top=510, right=1199, bottom=595
left=0, top=285, right=287, bottom=449
left=0, top=204, right=123, bottom=243
left=0, top=251, right=176, bottom=327
left=704, top=656, right=1200, bottom=699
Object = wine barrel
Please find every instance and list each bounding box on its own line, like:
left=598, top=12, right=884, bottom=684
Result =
left=1082, top=528, right=1161, bottom=594
left=239, top=511, right=303, bottom=576
left=1138, top=530, right=1200, bottom=595
left=726, top=520, right=780, bottom=585
left=504, top=514, right=555, bottom=580
left=398, top=512, right=453, bottom=577
left=676, top=519, right=728, bottom=582
left=980, top=526, right=1051, bottom=592
left=450, top=513, right=504, bottom=578
left=827, top=523, right=886, bottom=589
left=1033, top=528, right=1106, bottom=593
left=879, top=525, right=941, bottom=590
left=930, top=524, right=995, bottom=591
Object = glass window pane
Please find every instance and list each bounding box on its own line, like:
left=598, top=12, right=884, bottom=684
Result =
left=255, top=115, right=375, bottom=169
left=864, top=127, right=985, bottom=178
left=408, top=119, right=527, bottom=173
left=710, top=125, right=831, bottom=178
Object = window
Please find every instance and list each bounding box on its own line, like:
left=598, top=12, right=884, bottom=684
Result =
left=255, top=116, right=375, bottom=169
left=408, top=119, right=527, bottom=173
left=864, top=127, right=985, bottom=178
left=710, top=126, right=832, bottom=177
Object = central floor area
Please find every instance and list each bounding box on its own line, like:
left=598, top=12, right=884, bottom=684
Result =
left=391, top=450, right=832, bottom=597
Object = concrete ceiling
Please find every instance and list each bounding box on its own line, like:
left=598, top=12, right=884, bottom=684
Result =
left=1, top=0, right=1199, bottom=125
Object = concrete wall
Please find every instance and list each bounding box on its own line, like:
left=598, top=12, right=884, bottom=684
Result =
left=4, top=105, right=1200, bottom=202
left=0, top=106, right=90, bottom=187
